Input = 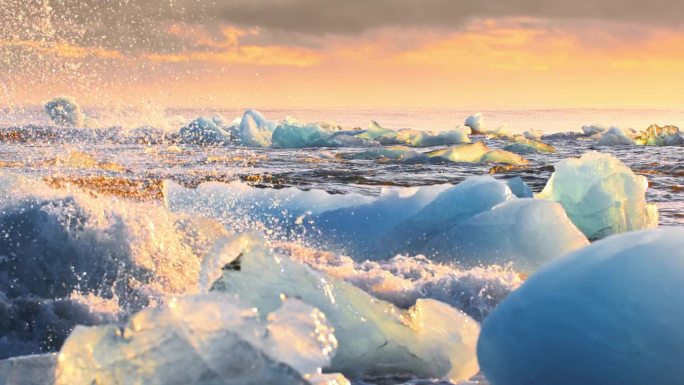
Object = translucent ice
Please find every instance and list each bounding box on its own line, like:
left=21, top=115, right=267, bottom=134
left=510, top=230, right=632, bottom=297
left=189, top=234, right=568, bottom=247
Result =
left=44, top=97, right=84, bottom=127
left=207, top=233, right=481, bottom=382
left=234, top=110, right=273, bottom=147
left=271, top=122, right=338, bottom=148
left=357, top=121, right=397, bottom=140
left=382, top=177, right=588, bottom=272
left=596, top=126, right=635, bottom=146
left=581, top=124, right=607, bottom=136
left=478, top=228, right=684, bottom=385
left=538, top=151, right=658, bottom=239
left=464, top=113, right=485, bottom=135
left=426, top=142, right=528, bottom=165
left=310, top=184, right=451, bottom=256
left=178, top=116, right=231, bottom=145
left=523, top=129, right=543, bottom=140
left=165, top=176, right=586, bottom=273
left=503, top=138, right=556, bottom=154
left=505, top=176, right=533, bottom=198
left=634, top=124, right=684, bottom=146
left=358, top=122, right=470, bottom=147
left=55, top=294, right=336, bottom=385
left=391, top=128, right=470, bottom=147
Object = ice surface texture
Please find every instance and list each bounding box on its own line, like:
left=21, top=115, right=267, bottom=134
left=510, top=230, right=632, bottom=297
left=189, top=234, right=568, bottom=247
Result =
left=538, top=151, right=658, bottom=239
left=55, top=294, right=336, bottom=385
left=584, top=124, right=684, bottom=146
left=0, top=171, right=228, bottom=358
left=207, top=233, right=481, bottom=382
left=177, top=111, right=469, bottom=148
left=478, top=228, right=684, bottom=385
left=165, top=176, right=588, bottom=273
left=596, top=126, right=635, bottom=146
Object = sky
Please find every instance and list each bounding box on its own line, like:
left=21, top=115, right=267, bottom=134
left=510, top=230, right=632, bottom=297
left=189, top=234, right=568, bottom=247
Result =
left=2, top=0, right=684, bottom=109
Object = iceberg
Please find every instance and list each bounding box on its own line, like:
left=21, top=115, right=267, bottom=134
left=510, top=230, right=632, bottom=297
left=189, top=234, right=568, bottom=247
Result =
left=309, top=184, right=451, bottom=257
left=523, top=129, right=543, bottom=140
left=505, top=176, right=533, bottom=198
left=178, top=116, right=231, bottom=145
left=359, top=122, right=470, bottom=147
left=596, top=126, right=635, bottom=146
left=538, top=152, right=658, bottom=239
left=44, top=97, right=85, bottom=128
left=207, top=233, right=481, bottom=382
left=581, top=124, right=607, bottom=136
left=356, top=121, right=397, bottom=141
left=392, top=128, right=470, bottom=147
left=165, top=176, right=586, bottom=273
left=426, top=142, right=528, bottom=165
left=634, top=124, right=684, bottom=146
left=503, top=138, right=556, bottom=154
left=271, top=122, right=338, bottom=148
left=55, top=294, right=337, bottom=385
left=464, top=113, right=486, bottom=135
left=233, top=110, right=273, bottom=147
left=478, top=228, right=684, bottom=385
left=381, top=177, right=588, bottom=272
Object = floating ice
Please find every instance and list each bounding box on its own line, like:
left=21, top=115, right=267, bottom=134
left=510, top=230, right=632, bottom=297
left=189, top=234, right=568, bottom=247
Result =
left=358, top=122, right=470, bottom=147
left=357, top=121, right=398, bottom=140
left=634, top=124, right=684, bottom=146
left=538, top=152, right=658, bottom=239
left=464, top=113, right=485, bottom=135
left=503, top=138, right=556, bottom=154
left=272, top=122, right=340, bottom=148
left=596, top=126, right=635, bottom=146
left=478, top=228, right=684, bottom=385
left=178, top=116, right=231, bottom=145
left=0, top=171, right=228, bottom=358
left=165, top=176, right=586, bottom=273
left=309, top=184, right=451, bottom=257
left=233, top=110, right=273, bottom=147
left=55, top=294, right=337, bottom=385
left=381, top=177, right=588, bottom=272
left=207, top=233, right=481, bottom=382
left=426, top=142, right=528, bottom=165
left=581, top=124, right=607, bottom=136
left=345, top=142, right=532, bottom=165
left=505, top=176, right=533, bottom=198
left=44, top=97, right=84, bottom=127
left=396, top=128, right=470, bottom=147
left=523, top=129, right=543, bottom=140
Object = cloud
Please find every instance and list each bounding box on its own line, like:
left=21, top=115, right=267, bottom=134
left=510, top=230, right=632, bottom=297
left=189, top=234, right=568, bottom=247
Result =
left=4, top=0, right=684, bottom=56
left=191, top=0, right=684, bottom=35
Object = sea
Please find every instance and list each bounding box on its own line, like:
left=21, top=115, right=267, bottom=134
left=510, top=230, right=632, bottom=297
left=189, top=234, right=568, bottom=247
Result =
left=0, top=105, right=682, bottom=384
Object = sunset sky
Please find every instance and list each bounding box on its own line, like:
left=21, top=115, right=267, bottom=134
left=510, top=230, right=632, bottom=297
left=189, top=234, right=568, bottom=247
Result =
left=2, top=0, right=684, bottom=109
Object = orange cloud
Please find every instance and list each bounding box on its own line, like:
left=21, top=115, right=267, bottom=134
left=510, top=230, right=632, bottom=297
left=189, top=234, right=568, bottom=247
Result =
left=0, top=40, right=123, bottom=59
